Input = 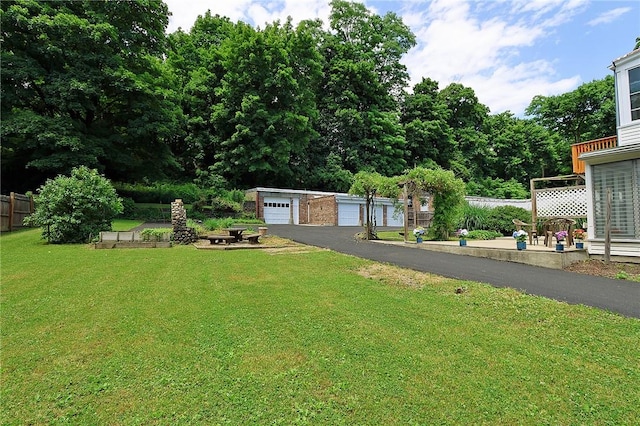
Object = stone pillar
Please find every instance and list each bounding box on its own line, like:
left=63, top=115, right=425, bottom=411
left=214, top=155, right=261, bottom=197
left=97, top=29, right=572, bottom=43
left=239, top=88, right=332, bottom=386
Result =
left=171, top=199, right=198, bottom=244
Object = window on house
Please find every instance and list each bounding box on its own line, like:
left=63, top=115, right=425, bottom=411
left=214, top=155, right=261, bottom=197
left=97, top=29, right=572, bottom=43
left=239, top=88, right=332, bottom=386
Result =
left=630, top=66, right=640, bottom=121
left=592, top=159, right=640, bottom=239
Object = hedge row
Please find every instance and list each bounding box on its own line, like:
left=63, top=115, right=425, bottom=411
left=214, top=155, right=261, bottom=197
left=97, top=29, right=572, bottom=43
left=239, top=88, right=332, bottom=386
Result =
left=114, top=182, right=207, bottom=204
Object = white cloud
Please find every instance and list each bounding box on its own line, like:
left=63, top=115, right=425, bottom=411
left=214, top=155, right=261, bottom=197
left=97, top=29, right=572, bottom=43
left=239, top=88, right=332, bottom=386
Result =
left=400, top=0, right=587, bottom=114
left=587, top=7, right=632, bottom=26
left=165, top=0, right=253, bottom=32
left=468, top=62, right=581, bottom=115
left=165, top=0, right=331, bottom=32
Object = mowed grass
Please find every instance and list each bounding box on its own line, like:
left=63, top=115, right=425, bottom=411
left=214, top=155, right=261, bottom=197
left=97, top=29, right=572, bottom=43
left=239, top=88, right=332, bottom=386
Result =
left=2, top=224, right=640, bottom=424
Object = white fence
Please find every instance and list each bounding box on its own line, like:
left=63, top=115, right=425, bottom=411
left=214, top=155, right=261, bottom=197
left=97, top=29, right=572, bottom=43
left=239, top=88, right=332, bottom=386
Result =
left=466, top=196, right=531, bottom=211
left=534, top=186, right=587, bottom=218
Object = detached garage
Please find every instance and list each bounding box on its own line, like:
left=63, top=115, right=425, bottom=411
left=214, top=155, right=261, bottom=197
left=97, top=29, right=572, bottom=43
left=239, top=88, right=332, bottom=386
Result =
left=308, top=193, right=402, bottom=226
left=247, top=187, right=404, bottom=226
left=247, top=187, right=328, bottom=225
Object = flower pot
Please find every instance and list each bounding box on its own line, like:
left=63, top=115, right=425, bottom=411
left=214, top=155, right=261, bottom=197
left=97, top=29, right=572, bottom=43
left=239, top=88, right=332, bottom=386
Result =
left=556, top=243, right=564, bottom=252
left=416, top=237, right=423, bottom=243
left=516, top=241, right=526, bottom=250
left=459, top=239, right=467, bottom=246
left=576, top=241, right=584, bottom=249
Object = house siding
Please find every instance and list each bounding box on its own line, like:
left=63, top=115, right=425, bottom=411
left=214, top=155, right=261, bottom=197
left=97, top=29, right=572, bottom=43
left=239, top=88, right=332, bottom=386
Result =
left=586, top=240, right=640, bottom=259
left=611, top=48, right=640, bottom=128
left=618, top=122, right=640, bottom=146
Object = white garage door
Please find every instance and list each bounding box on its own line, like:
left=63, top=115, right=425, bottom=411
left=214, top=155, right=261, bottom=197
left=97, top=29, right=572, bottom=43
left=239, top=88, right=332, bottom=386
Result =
left=373, top=206, right=384, bottom=227
left=264, top=197, right=294, bottom=224
left=386, top=206, right=404, bottom=227
left=338, top=203, right=361, bottom=226
left=263, top=197, right=299, bottom=224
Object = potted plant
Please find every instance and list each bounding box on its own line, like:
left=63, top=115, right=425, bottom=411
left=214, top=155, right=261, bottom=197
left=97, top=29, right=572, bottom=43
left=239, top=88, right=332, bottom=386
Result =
left=513, top=229, right=527, bottom=250
left=456, top=228, right=469, bottom=246
left=413, top=226, right=425, bottom=243
left=573, top=228, right=586, bottom=249
left=555, top=230, right=568, bottom=252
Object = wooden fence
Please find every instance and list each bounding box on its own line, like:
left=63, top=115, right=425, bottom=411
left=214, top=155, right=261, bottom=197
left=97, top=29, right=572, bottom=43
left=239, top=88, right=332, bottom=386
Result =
left=1, top=192, right=34, bottom=232
left=407, top=211, right=434, bottom=228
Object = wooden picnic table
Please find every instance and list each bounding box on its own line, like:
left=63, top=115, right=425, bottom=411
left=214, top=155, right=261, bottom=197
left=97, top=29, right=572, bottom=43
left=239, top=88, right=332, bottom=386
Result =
left=205, top=234, right=235, bottom=245
left=222, top=227, right=247, bottom=242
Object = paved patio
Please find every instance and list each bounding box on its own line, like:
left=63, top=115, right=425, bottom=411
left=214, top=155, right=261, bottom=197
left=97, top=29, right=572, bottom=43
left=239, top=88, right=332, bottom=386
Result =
left=373, top=236, right=590, bottom=270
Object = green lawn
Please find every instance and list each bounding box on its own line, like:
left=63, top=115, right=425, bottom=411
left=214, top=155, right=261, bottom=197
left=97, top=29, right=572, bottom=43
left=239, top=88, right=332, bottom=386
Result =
left=2, top=226, right=639, bottom=424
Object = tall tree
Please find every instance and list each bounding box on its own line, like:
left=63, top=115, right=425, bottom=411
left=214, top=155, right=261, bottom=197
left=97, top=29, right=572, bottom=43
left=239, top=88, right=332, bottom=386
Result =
left=437, top=83, right=490, bottom=181
left=401, top=78, right=455, bottom=168
left=525, top=76, right=615, bottom=175
left=525, top=76, right=616, bottom=144
left=165, top=13, right=237, bottom=184
left=483, top=112, right=562, bottom=187
left=311, top=0, right=415, bottom=189
left=210, top=19, right=322, bottom=188
left=1, top=0, right=181, bottom=192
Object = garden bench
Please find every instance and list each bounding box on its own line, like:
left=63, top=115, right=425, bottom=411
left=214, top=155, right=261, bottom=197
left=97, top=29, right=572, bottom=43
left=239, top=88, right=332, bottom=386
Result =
left=206, top=235, right=236, bottom=245
left=243, top=233, right=261, bottom=244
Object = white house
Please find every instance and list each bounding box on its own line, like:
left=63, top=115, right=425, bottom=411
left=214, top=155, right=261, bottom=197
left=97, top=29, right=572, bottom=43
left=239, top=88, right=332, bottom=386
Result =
left=582, top=48, right=640, bottom=260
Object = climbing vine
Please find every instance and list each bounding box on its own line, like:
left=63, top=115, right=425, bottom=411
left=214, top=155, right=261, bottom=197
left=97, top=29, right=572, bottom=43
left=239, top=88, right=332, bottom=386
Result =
left=401, top=167, right=466, bottom=240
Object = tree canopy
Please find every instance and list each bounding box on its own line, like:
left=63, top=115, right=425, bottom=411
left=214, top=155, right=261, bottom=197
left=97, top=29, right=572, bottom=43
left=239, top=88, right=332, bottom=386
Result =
left=0, top=0, right=620, bottom=199
left=1, top=0, right=181, bottom=191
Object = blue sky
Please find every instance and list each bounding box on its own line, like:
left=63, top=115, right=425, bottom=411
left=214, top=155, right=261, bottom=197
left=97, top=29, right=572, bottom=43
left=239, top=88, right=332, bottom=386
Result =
left=164, top=0, right=640, bottom=116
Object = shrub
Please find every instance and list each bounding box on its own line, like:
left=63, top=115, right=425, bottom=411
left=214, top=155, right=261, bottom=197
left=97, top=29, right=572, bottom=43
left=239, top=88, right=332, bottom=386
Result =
left=25, top=166, right=123, bottom=243
left=466, top=177, right=529, bottom=199
left=486, top=205, right=530, bottom=235
left=113, top=182, right=205, bottom=204
left=185, top=206, right=208, bottom=222
left=140, top=228, right=173, bottom=241
left=119, top=197, right=136, bottom=218
left=467, top=230, right=502, bottom=240
left=202, top=217, right=236, bottom=231
left=210, top=196, right=242, bottom=217
left=187, top=219, right=207, bottom=236
left=459, top=203, right=492, bottom=230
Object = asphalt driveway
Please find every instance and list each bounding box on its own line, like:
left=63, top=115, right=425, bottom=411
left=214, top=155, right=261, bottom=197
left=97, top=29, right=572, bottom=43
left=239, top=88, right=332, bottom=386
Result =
left=267, top=225, right=640, bottom=319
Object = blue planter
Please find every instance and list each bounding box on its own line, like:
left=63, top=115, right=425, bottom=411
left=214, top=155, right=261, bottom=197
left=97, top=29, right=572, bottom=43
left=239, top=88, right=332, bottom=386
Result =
left=556, top=243, right=564, bottom=252
left=416, top=237, right=423, bottom=243
left=516, top=241, right=526, bottom=250
left=459, top=239, right=467, bottom=246
left=576, top=242, right=584, bottom=249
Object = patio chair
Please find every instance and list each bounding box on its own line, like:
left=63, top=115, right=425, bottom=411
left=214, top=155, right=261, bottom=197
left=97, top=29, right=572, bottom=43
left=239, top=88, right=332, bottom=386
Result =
left=542, top=217, right=576, bottom=247
left=512, top=219, right=536, bottom=244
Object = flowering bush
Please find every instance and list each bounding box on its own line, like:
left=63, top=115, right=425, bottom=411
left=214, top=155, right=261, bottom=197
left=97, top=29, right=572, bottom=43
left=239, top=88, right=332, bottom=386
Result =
left=25, top=166, right=123, bottom=243
left=573, top=229, right=586, bottom=240
left=456, top=228, right=469, bottom=239
left=512, top=230, right=527, bottom=242
left=555, top=230, right=568, bottom=242
left=413, top=227, right=425, bottom=238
